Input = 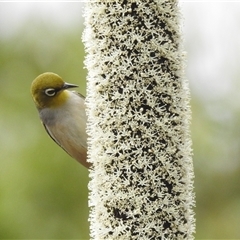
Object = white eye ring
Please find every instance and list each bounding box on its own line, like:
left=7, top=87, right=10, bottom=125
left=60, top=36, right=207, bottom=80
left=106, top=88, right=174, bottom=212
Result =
left=45, top=88, right=56, bottom=97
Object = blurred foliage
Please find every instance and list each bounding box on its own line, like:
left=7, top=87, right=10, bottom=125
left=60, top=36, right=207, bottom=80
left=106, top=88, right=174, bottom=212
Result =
left=1, top=4, right=240, bottom=240
left=0, top=16, right=89, bottom=239
left=191, top=96, right=240, bottom=239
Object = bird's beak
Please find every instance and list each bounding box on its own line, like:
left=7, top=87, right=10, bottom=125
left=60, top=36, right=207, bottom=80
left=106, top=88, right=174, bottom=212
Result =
left=63, top=82, right=78, bottom=89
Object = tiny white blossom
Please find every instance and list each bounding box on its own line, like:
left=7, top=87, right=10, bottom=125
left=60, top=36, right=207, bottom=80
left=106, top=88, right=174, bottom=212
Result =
left=83, top=0, right=195, bottom=239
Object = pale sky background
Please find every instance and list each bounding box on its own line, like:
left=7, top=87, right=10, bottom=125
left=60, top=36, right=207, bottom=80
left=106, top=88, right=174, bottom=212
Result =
left=0, top=1, right=239, bottom=106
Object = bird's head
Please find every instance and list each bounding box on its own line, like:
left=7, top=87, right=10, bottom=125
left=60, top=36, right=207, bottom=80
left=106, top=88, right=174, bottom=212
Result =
left=31, top=72, right=78, bottom=110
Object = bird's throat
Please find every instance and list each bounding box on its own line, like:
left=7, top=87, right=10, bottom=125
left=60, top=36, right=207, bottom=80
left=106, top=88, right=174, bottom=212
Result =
left=50, top=90, right=69, bottom=109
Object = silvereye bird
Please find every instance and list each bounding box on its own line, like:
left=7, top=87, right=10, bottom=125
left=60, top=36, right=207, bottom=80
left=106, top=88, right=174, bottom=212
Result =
left=31, top=72, right=90, bottom=168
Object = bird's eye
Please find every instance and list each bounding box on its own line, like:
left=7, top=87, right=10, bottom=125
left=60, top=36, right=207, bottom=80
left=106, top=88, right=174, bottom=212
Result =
left=45, top=88, right=56, bottom=97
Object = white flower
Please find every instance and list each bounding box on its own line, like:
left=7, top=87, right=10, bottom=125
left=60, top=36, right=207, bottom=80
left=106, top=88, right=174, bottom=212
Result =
left=83, top=0, right=195, bottom=239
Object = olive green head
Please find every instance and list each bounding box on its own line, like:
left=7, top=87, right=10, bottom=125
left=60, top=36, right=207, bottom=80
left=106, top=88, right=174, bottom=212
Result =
left=31, top=72, right=78, bottom=110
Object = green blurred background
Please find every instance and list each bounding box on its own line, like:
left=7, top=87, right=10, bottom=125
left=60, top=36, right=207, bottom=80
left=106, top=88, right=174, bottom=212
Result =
left=0, top=2, right=89, bottom=239
left=0, top=2, right=240, bottom=239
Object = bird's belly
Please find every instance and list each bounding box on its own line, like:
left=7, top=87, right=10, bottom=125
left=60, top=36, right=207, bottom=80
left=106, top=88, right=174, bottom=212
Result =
left=44, top=109, right=89, bottom=167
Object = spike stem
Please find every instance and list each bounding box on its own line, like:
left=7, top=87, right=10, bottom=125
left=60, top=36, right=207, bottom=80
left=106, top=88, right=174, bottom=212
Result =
left=83, top=1, right=195, bottom=239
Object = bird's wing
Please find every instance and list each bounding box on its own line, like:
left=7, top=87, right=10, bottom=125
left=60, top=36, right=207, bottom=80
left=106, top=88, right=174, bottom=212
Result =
left=42, top=122, right=76, bottom=158
left=72, top=91, right=85, bottom=100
